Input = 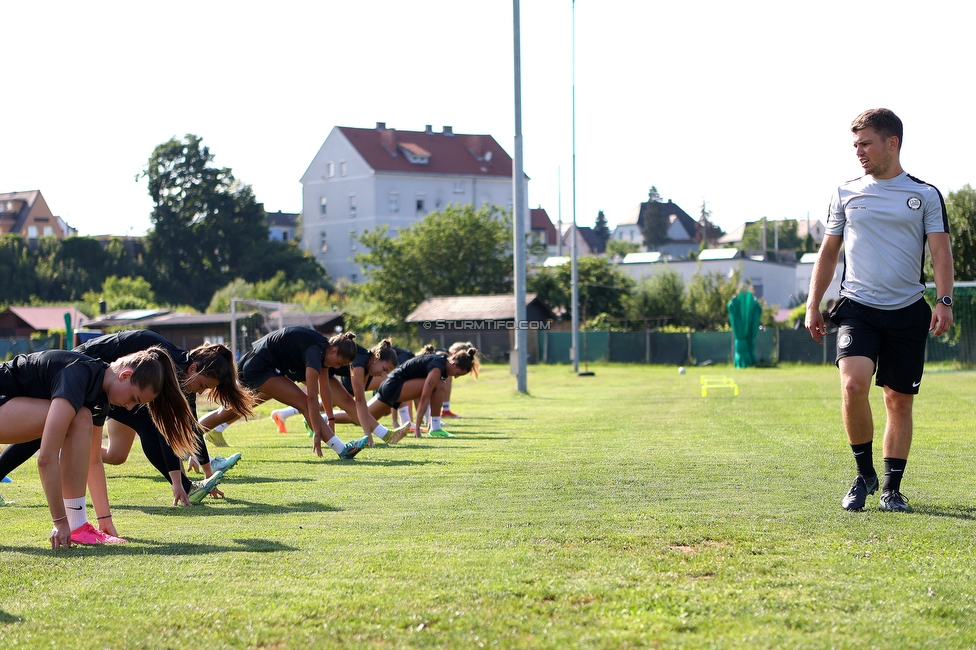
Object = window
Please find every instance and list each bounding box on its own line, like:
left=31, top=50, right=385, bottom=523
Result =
left=327, top=162, right=335, bottom=178
left=27, top=225, right=38, bottom=239
left=416, top=194, right=426, bottom=214
left=389, top=193, right=399, bottom=213
left=319, top=231, right=328, bottom=252
left=340, top=161, right=347, bottom=176
left=282, top=231, right=289, bottom=241
left=320, top=196, right=327, bottom=216
left=43, top=226, right=54, bottom=237
left=349, top=194, right=357, bottom=217
left=349, top=229, right=357, bottom=251
left=453, top=181, right=465, bottom=194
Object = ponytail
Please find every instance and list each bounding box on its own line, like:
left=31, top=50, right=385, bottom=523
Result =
left=328, top=331, right=358, bottom=365
left=188, top=343, right=257, bottom=418
left=371, top=338, right=398, bottom=366
left=418, top=344, right=436, bottom=356
left=451, top=347, right=481, bottom=379
left=111, top=347, right=198, bottom=459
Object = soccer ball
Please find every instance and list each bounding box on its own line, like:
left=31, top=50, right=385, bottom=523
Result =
left=678, top=367, right=686, bottom=374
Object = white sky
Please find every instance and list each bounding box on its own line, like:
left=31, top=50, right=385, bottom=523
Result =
left=4, top=0, right=974, bottom=238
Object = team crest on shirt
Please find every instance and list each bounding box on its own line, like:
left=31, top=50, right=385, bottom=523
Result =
left=907, top=197, right=922, bottom=210
left=839, top=333, right=853, bottom=349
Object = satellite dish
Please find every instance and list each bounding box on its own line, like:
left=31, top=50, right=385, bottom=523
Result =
left=484, top=150, right=492, bottom=161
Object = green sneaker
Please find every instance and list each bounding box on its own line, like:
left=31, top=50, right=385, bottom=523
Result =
left=304, top=419, right=315, bottom=438
left=338, top=436, right=368, bottom=460
left=188, top=470, right=224, bottom=504
left=210, top=452, right=241, bottom=474
left=383, top=423, right=411, bottom=445
left=428, top=428, right=456, bottom=438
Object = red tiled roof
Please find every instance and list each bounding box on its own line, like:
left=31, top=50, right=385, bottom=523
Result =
left=7, top=306, right=90, bottom=331
left=406, top=294, right=552, bottom=322
left=530, top=208, right=558, bottom=245
left=338, top=125, right=513, bottom=178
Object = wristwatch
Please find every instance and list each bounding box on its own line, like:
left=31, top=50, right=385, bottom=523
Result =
left=938, top=295, right=953, bottom=307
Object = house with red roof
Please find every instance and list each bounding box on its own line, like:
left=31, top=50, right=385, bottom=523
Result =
left=300, top=123, right=526, bottom=281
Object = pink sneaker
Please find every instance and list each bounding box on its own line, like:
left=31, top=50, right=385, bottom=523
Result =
left=71, top=522, right=128, bottom=545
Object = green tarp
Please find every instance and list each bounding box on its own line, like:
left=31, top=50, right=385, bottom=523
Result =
left=727, top=291, right=762, bottom=368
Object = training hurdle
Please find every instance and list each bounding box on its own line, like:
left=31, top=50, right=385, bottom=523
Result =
left=700, top=375, right=738, bottom=397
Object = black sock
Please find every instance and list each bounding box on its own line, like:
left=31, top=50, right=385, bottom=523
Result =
left=882, top=458, right=907, bottom=493
left=851, top=442, right=876, bottom=479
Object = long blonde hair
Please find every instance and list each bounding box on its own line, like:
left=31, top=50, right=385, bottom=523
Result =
left=111, top=347, right=198, bottom=458
left=187, top=343, right=256, bottom=417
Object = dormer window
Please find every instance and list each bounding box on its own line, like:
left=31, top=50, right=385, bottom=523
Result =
left=398, top=142, right=430, bottom=165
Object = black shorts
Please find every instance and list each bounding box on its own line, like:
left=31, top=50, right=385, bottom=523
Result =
left=829, top=297, right=931, bottom=394
left=239, top=350, right=282, bottom=391
left=376, top=378, right=406, bottom=408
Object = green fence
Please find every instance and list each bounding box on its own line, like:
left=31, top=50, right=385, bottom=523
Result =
left=0, top=335, right=60, bottom=361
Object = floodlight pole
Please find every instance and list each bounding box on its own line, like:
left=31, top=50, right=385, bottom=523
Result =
left=513, top=0, right=528, bottom=393
left=570, top=0, right=580, bottom=374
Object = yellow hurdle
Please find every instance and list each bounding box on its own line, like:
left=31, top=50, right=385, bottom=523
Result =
left=700, top=375, right=739, bottom=397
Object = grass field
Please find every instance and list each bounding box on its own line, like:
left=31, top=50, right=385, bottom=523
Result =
left=2, top=362, right=976, bottom=649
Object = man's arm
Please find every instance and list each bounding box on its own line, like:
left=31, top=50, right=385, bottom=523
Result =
left=928, top=232, right=954, bottom=336
left=805, top=234, right=843, bottom=344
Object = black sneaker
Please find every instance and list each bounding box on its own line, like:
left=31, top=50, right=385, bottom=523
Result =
left=879, top=490, right=910, bottom=512
left=841, top=474, right=878, bottom=511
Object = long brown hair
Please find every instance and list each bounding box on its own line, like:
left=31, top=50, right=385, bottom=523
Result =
left=418, top=344, right=437, bottom=356
left=187, top=343, right=256, bottom=417
left=450, top=347, right=481, bottom=379
left=111, top=346, right=198, bottom=458
left=328, top=331, right=358, bottom=365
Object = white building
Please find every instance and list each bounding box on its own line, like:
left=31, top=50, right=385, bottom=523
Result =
left=300, top=122, right=526, bottom=281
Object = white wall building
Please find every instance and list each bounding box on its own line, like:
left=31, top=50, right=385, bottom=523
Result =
left=301, top=122, right=526, bottom=281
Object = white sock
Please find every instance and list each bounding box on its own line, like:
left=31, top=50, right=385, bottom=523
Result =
left=425, top=407, right=431, bottom=422
left=327, top=436, right=346, bottom=454
left=373, top=424, right=389, bottom=437
left=430, top=416, right=442, bottom=431
left=398, top=406, right=411, bottom=424
left=442, top=401, right=451, bottom=411
left=281, top=407, right=300, bottom=420
left=63, top=496, right=87, bottom=530
left=214, top=422, right=228, bottom=433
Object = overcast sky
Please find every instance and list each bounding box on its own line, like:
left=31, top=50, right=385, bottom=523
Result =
left=4, top=0, right=973, bottom=238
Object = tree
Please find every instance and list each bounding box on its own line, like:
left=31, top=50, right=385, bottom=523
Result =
left=355, top=204, right=513, bottom=327
left=140, top=134, right=328, bottom=310
left=593, top=210, right=611, bottom=248
left=947, top=184, right=976, bottom=281
left=528, top=255, right=634, bottom=322
left=206, top=271, right=309, bottom=313
left=81, top=275, right=158, bottom=315
left=741, top=219, right=802, bottom=253
left=627, top=268, right=684, bottom=327
left=641, top=186, right=670, bottom=251
left=697, top=200, right=720, bottom=249
left=605, top=239, right=641, bottom=259
left=683, top=267, right=744, bottom=330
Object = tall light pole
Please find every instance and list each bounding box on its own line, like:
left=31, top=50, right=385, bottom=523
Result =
left=570, top=0, right=580, bottom=374
left=512, top=0, right=528, bottom=393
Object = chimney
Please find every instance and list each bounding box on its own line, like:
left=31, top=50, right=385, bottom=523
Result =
left=442, top=126, right=454, bottom=136
left=376, top=122, right=386, bottom=131
left=425, top=124, right=433, bottom=135
left=99, top=299, right=107, bottom=315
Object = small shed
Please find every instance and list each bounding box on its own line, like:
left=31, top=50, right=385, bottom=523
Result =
left=406, top=294, right=555, bottom=361
left=0, top=306, right=90, bottom=337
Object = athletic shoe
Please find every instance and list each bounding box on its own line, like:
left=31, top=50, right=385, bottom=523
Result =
left=1, top=475, right=12, bottom=483
left=879, top=490, right=911, bottom=512
left=0, top=494, right=13, bottom=506
left=271, top=411, right=288, bottom=434
left=385, top=423, right=411, bottom=445
left=338, top=436, right=368, bottom=460
left=70, top=522, right=127, bottom=545
left=428, top=428, right=456, bottom=438
left=188, top=470, right=225, bottom=504
left=204, top=428, right=229, bottom=448
left=304, top=420, right=315, bottom=438
left=841, top=474, right=878, bottom=511
left=210, top=452, right=242, bottom=473
left=441, top=409, right=462, bottom=419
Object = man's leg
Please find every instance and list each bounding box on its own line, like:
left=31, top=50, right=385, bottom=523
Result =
left=879, top=387, right=913, bottom=511
left=838, top=356, right=879, bottom=510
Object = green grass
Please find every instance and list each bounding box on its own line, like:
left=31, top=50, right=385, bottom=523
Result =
left=3, top=363, right=976, bottom=648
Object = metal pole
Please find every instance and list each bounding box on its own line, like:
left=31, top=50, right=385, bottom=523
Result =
left=513, top=0, right=528, bottom=392
left=570, top=0, right=580, bottom=374
left=230, top=298, right=238, bottom=360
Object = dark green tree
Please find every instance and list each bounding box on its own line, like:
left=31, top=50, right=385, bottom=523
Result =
left=641, top=186, right=670, bottom=251
left=593, top=210, right=611, bottom=248
left=140, top=134, right=328, bottom=310
left=355, top=204, right=513, bottom=327
left=946, top=184, right=976, bottom=281
left=683, top=267, right=743, bottom=330
left=528, top=255, right=633, bottom=322
left=0, top=235, right=40, bottom=303
left=627, top=268, right=685, bottom=327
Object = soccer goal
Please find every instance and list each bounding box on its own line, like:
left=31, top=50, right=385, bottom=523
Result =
left=229, top=298, right=315, bottom=360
